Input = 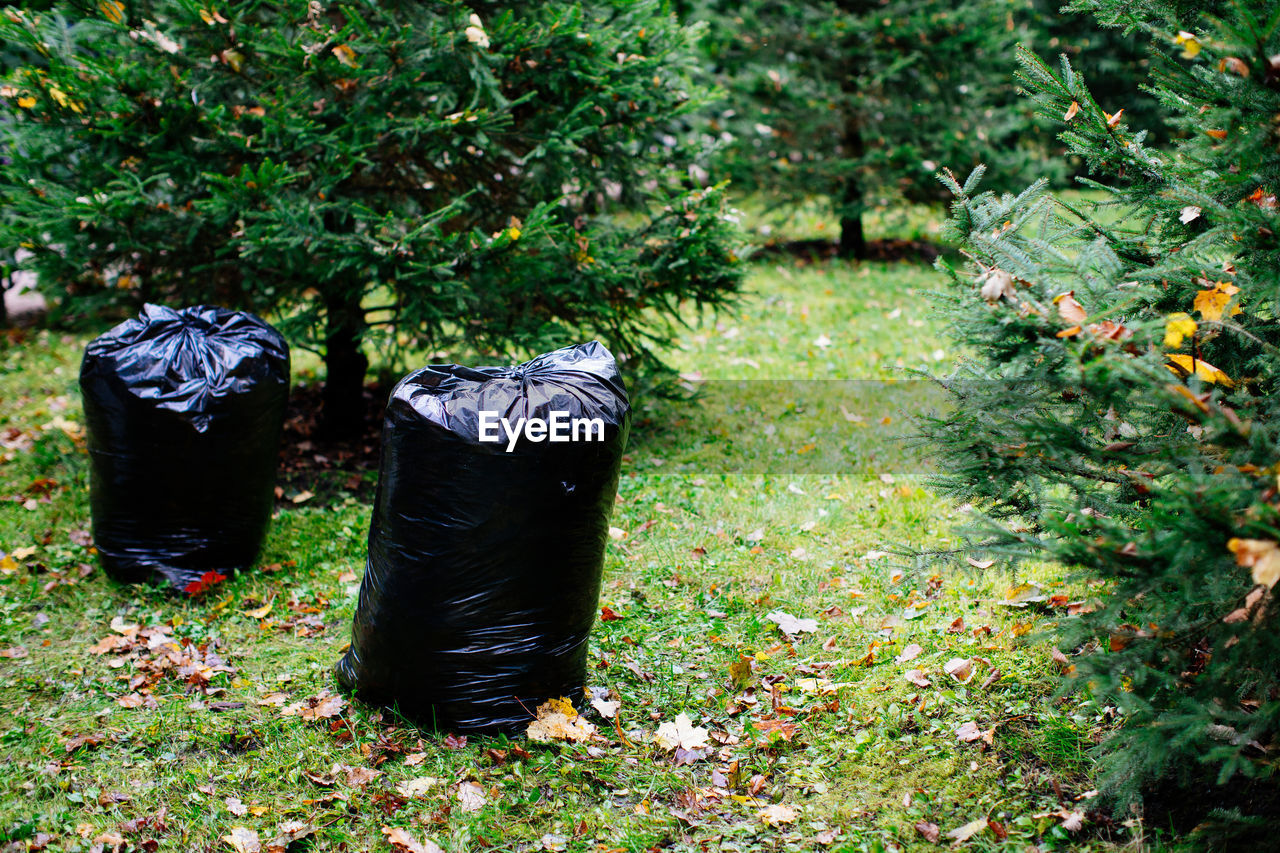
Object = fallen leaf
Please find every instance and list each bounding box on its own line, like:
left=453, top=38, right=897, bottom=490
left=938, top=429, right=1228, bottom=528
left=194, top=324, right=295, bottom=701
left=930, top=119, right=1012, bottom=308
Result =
left=1165, top=312, right=1197, bottom=348
left=904, top=669, right=931, bottom=688
left=330, top=45, right=357, bottom=68
left=1180, top=205, right=1201, bottom=224
left=335, top=764, right=381, bottom=788
left=944, top=658, right=973, bottom=683
left=281, top=691, right=346, bottom=721
left=1227, top=538, right=1280, bottom=589
left=758, top=803, right=797, bottom=826
left=965, top=557, right=995, bottom=569
left=1053, top=291, right=1087, bottom=324
left=222, top=827, right=261, bottom=853
left=225, top=796, right=248, bottom=816
left=955, top=721, right=983, bottom=742
left=395, top=777, right=441, bottom=798
left=526, top=697, right=597, bottom=743
left=915, top=821, right=941, bottom=843
left=381, top=826, right=444, bottom=853
left=1167, top=353, right=1234, bottom=387
left=244, top=602, right=272, bottom=619
left=454, top=781, right=487, bottom=812
left=265, top=821, right=314, bottom=853
left=654, top=712, right=709, bottom=751
left=946, top=817, right=988, bottom=844
left=766, top=610, right=818, bottom=635
left=1063, top=101, right=1079, bottom=121
left=895, top=643, right=923, bottom=663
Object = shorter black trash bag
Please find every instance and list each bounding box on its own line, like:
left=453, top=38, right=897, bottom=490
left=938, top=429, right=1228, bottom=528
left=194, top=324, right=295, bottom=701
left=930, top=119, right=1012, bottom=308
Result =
left=336, top=341, right=631, bottom=733
left=81, top=304, right=290, bottom=591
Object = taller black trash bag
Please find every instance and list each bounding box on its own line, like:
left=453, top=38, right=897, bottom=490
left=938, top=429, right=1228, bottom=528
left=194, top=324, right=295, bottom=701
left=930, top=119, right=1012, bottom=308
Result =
left=81, top=304, right=290, bottom=592
left=336, top=341, right=630, bottom=733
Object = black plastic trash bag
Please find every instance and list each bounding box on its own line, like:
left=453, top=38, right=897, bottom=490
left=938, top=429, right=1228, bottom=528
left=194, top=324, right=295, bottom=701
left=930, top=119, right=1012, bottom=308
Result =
left=336, top=341, right=631, bottom=733
left=80, top=304, right=290, bottom=591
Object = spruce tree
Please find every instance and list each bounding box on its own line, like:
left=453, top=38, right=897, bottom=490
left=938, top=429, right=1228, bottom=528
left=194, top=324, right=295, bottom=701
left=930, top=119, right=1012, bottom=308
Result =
left=926, top=0, right=1280, bottom=817
left=0, top=1, right=742, bottom=435
left=690, top=0, right=1045, bottom=258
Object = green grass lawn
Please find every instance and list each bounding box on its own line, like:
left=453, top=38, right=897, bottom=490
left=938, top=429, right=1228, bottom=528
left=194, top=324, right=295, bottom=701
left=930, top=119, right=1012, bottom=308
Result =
left=0, top=256, right=1132, bottom=851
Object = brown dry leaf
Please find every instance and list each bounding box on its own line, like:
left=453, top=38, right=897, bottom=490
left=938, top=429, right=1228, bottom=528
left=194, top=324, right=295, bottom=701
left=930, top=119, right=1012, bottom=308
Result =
left=1053, top=291, right=1087, bottom=324
left=381, top=826, right=444, bottom=853
left=454, top=780, right=487, bottom=812
left=222, top=827, right=261, bottom=853
left=404, top=751, right=427, bottom=766
left=264, top=821, right=314, bottom=853
left=0, top=645, right=29, bottom=658
left=334, top=764, right=381, bottom=788
left=965, top=557, right=995, bottom=569
left=955, top=721, right=983, bottom=743
left=758, top=803, right=798, bottom=826
left=1106, top=108, right=1124, bottom=127
left=944, top=657, right=973, bottom=683
left=225, top=796, right=248, bottom=816
left=526, top=697, right=597, bottom=743
left=281, top=691, right=345, bottom=720
left=115, top=693, right=146, bottom=708
left=1063, top=101, right=1080, bottom=121
left=894, top=643, right=923, bottom=664
left=915, top=821, right=941, bottom=843
left=904, top=669, right=931, bottom=688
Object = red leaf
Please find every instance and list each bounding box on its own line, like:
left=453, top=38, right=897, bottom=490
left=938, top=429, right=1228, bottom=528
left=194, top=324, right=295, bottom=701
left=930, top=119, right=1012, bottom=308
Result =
left=183, top=571, right=228, bottom=596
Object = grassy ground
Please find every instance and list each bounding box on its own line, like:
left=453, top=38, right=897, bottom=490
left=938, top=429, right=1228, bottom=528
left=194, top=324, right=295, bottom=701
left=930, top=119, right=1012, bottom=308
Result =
left=0, top=249, right=1137, bottom=851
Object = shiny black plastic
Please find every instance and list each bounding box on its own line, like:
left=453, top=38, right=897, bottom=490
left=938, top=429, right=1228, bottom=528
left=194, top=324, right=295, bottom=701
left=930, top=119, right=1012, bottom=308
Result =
left=80, top=304, right=289, bottom=591
left=336, top=342, right=630, bottom=733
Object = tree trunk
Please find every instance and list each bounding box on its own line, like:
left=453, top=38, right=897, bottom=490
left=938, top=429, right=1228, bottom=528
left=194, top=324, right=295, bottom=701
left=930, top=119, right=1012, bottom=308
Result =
left=320, top=289, right=369, bottom=440
left=837, top=178, right=867, bottom=260
left=837, top=117, right=869, bottom=261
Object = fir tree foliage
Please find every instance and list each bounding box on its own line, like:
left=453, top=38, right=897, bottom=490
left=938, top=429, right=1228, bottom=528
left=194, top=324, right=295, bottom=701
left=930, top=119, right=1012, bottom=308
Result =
left=690, top=0, right=1046, bottom=258
left=0, top=1, right=742, bottom=434
left=927, top=0, right=1280, bottom=804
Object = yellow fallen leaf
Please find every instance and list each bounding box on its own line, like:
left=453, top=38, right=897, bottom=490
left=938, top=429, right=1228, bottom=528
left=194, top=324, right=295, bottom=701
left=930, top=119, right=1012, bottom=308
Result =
left=1227, top=538, right=1280, bottom=589
left=18, top=96, right=36, bottom=109
left=1166, top=354, right=1234, bottom=387
left=98, top=0, right=124, bottom=23
left=1164, top=312, right=1197, bottom=348
left=1063, top=100, right=1079, bottom=121
left=526, top=697, right=596, bottom=743
left=332, top=44, right=358, bottom=67
left=1193, top=281, right=1241, bottom=322
left=1175, top=31, right=1201, bottom=59
left=243, top=602, right=272, bottom=619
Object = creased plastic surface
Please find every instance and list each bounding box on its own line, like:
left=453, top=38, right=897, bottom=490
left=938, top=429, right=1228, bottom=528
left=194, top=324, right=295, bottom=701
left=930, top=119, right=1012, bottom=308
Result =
left=80, top=304, right=290, bottom=590
left=336, top=341, right=630, bottom=733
